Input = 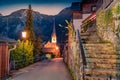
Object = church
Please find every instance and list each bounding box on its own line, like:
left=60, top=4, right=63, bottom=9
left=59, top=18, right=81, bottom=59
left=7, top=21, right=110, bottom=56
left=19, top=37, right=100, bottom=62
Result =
left=42, top=19, right=60, bottom=57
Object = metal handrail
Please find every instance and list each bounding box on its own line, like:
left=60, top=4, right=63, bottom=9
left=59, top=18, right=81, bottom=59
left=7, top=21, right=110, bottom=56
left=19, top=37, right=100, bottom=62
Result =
left=77, top=30, right=86, bottom=66
left=77, top=30, right=87, bottom=80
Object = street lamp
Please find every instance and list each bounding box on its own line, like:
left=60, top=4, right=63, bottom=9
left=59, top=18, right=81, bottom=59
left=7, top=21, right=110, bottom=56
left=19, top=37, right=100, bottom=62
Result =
left=22, top=30, right=27, bottom=66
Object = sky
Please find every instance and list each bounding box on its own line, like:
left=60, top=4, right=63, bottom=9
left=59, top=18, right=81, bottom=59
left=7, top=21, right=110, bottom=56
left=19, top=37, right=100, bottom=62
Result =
left=0, top=0, right=82, bottom=15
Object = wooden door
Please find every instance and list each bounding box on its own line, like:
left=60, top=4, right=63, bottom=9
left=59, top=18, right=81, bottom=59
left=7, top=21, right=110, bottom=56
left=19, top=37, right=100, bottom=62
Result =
left=0, top=42, right=8, bottom=79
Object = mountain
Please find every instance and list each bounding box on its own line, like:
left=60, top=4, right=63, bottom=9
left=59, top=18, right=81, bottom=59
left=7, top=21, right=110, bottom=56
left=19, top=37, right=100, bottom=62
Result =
left=0, top=7, right=72, bottom=43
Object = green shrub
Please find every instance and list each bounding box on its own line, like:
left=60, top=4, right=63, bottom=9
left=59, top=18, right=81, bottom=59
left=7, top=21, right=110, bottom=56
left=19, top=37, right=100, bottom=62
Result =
left=10, top=40, right=34, bottom=69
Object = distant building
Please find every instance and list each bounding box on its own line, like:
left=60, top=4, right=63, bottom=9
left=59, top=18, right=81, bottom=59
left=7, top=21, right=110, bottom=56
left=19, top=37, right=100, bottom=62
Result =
left=42, top=20, right=60, bottom=57
left=71, top=0, right=99, bottom=34
left=70, top=0, right=99, bottom=44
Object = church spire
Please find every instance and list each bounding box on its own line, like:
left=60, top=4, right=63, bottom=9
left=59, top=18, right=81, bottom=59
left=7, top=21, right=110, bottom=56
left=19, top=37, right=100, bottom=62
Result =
left=51, top=18, right=57, bottom=43
left=29, top=4, right=32, bottom=10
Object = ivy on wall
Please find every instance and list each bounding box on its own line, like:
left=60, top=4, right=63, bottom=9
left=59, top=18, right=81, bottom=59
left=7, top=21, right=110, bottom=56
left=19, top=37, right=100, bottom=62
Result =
left=105, top=9, right=114, bottom=27
left=96, top=10, right=106, bottom=38
left=116, top=4, right=120, bottom=15
left=97, top=9, right=114, bottom=29
left=96, top=1, right=120, bottom=44
left=82, top=20, right=94, bottom=32
left=114, top=3, right=120, bottom=38
left=97, top=3, right=120, bottom=30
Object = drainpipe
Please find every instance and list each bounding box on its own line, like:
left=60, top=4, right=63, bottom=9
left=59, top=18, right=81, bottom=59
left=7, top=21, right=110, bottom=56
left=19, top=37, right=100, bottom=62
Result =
left=8, top=44, right=16, bottom=76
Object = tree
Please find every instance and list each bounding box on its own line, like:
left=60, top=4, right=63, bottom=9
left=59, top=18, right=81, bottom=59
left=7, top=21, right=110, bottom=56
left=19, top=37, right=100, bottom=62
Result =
left=59, top=20, right=74, bottom=37
left=25, top=5, right=35, bottom=44
left=34, top=37, right=42, bottom=54
left=24, top=5, right=42, bottom=62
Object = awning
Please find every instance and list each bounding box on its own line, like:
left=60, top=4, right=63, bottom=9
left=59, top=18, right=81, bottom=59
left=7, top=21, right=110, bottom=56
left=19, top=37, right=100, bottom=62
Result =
left=0, top=36, right=17, bottom=45
left=82, top=12, right=96, bottom=24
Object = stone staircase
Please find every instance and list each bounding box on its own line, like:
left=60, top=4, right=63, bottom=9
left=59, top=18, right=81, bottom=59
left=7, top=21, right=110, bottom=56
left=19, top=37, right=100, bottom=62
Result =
left=80, top=32, right=90, bottom=43
left=83, top=43, right=120, bottom=80
left=80, top=32, right=120, bottom=80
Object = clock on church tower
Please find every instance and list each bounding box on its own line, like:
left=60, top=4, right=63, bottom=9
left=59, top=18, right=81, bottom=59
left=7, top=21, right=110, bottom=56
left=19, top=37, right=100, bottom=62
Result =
left=51, top=18, right=57, bottom=43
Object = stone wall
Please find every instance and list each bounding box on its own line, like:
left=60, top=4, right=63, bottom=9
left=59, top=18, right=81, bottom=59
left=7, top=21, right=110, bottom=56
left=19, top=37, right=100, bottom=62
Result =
left=63, top=31, right=85, bottom=80
left=96, top=1, right=120, bottom=49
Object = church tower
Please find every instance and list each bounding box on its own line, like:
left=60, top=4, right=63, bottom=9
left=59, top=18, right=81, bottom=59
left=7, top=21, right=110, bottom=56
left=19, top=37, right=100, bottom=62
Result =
left=42, top=18, right=60, bottom=57
left=51, top=18, right=57, bottom=43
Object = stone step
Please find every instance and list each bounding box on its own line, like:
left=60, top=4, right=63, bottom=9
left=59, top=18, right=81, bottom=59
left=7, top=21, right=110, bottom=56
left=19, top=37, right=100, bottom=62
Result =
left=86, top=62, right=120, bottom=66
left=86, top=58, right=119, bottom=64
left=80, top=32, right=90, bottom=36
left=85, top=63, right=120, bottom=70
left=84, top=50, right=116, bottom=55
left=83, top=43, right=119, bottom=79
left=85, top=62, right=120, bottom=66
left=85, top=75, right=116, bottom=80
left=84, top=47, right=115, bottom=51
left=85, top=54, right=120, bottom=59
left=81, top=36, right=89, bottom=40
left=84, top=44, right=113, bottom=47
left=84, top=43, right=113, bottom=46
left=85, top=68, right=120, bottom=77
left=85, top=76, right=108, bottom=80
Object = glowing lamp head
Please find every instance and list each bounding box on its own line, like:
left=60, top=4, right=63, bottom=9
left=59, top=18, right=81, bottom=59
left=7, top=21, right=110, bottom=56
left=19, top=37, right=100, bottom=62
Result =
left=22, top=31, right=27, bottom=38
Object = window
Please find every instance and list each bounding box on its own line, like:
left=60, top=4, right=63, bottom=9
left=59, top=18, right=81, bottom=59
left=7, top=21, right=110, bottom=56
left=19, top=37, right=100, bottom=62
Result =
left=91, top=6, right=97, bottom=12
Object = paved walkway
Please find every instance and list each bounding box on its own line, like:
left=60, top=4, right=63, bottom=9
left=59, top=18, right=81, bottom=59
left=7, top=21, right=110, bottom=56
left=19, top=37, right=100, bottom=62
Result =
left=11, top=58, right=72, bottom=80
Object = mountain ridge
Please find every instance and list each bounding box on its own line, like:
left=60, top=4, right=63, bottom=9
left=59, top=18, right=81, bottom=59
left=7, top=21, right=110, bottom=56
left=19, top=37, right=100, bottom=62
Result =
left=0, top=7, right=72, bottom=43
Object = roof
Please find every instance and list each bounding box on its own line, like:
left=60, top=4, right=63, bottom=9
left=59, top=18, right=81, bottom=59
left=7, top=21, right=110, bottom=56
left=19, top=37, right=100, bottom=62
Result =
left=0, top=37, right=17, bottom=44
left=82, top=0, right=98, bottom=3
left=52, top=18, right=56, bottom=37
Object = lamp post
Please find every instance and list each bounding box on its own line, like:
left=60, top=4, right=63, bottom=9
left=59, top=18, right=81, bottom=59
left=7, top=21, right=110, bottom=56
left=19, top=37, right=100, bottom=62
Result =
left=22, top=31, right=26, bottom=65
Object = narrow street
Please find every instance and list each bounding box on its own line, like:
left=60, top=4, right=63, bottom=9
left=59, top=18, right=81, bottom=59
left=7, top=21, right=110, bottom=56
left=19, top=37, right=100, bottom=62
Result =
left=11, top=58, right=72, bottom=80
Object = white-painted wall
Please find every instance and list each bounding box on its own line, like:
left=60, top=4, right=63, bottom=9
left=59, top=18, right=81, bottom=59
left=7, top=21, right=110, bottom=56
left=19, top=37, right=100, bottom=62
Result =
left=73, top=13, right=91, bottom=32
